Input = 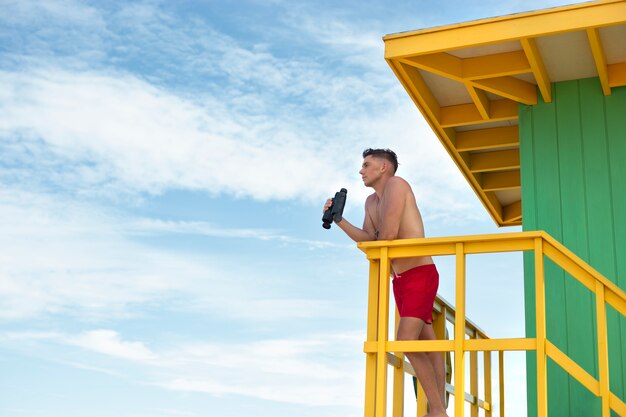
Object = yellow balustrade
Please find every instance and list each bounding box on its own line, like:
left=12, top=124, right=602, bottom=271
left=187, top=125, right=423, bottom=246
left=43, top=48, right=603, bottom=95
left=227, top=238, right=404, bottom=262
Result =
left=358, top=230, right=626, bottom=417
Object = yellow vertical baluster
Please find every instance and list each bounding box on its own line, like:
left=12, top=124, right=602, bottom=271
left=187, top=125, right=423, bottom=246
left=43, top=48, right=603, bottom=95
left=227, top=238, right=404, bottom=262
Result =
left=376, top=247, right=391, bottom=417
left=499, top=351, right=505, bottom=417
left=470, top=349, right=478, bottom=417
left=595, top=281, right=610, bottom=417
left=417, top=378, right=427, bottom=417
left=365, top=258, right=380, bottom=417
left=484, top=349, right=492, bottom=417
left=393, top=309, right=404, bottom=417
left=535, top=238, right=547, bottom=417
left=433, top=307, right=447, bottom=413
left=455, top=242, right=466, bottom=417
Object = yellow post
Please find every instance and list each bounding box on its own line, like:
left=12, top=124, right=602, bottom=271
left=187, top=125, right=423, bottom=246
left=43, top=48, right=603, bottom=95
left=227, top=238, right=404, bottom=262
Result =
left=376, top=247, right=391, bottom=417
left=499, top=352, right=505, bottom=417
left=393, top=310, right=405, bottom=417
left=534, top=238, right=547, bottom=417
left=484, top=350, right=492, bottom=417
left=470, top=349, right=478, bottom=417
left=417, top=383, right=428, bottom=417
left=432, top=307, right=447, bottom=342
left=365, top=258, right=380, bottom=417
left=432, top=307, right=447, bottom=411
left=455, top=242, right=467, bottom=417
left=595, top=281, right=610, bottom=417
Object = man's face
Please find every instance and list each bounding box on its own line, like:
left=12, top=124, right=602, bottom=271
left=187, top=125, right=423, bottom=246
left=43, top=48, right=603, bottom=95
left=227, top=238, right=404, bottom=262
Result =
left=359, top=155, right=382, bottom=187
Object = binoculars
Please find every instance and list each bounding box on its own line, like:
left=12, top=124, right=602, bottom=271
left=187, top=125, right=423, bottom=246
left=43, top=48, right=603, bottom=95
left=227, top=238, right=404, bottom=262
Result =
left=322, top=188, right=347, bottom=229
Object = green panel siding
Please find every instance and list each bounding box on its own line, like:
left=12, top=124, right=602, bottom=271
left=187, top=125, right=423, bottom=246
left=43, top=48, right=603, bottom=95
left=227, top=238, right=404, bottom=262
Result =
left=520, top=79, right=626, bottom=417
left=519, top=100, right=538, bottom=416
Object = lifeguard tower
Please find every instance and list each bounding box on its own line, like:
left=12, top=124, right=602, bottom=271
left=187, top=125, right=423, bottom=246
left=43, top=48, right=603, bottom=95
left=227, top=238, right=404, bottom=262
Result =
left=359, top=1, right=626, bottom=416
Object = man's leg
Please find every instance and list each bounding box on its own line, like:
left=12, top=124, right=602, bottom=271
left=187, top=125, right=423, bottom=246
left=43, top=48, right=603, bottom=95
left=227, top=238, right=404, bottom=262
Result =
left=397, top=317, right=448, bottom=417
left=419, top=324, right=446, bottom=406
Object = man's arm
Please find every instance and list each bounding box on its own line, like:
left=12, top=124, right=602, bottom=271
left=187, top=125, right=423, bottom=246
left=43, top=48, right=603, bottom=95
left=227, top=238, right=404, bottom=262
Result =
left=375, top=177, right=407, bottom=241
left=325, top=195, right=376, bottom=242
left=335, top=217, right=375, bottom=242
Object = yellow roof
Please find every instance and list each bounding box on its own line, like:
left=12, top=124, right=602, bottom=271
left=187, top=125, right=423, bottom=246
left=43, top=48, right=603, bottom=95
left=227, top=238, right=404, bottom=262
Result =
left=384, top=0, right=626, bottom=226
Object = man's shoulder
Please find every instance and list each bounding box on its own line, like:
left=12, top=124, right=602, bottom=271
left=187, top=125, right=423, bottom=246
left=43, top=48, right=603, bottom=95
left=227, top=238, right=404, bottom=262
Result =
left=385, top=177, right=415, bottom=201
left=386, top=176, right=411, bottom=189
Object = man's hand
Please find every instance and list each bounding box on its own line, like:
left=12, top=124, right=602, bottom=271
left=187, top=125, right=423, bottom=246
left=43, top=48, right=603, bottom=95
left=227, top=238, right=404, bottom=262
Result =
left=323, top=198, right=333, bottom=214
left=322, top=196, right=376, bottom=242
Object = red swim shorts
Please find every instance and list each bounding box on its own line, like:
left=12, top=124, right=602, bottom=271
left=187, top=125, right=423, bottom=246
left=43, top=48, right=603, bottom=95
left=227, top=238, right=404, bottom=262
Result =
left=392, top=264, right=439, bottom=323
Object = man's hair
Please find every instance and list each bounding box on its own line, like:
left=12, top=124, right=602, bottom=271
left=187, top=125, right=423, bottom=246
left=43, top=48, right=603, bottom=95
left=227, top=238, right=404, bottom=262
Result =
left=362, top=148, right=399, bottom=173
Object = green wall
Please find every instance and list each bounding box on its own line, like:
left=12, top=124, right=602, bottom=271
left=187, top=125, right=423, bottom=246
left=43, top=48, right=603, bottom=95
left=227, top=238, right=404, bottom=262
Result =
left=519, top=78, right=626, bottom=417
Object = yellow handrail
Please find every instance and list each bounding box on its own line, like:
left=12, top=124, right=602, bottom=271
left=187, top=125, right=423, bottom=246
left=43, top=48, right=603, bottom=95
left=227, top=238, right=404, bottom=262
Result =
left=380, top=294, right=501, bottom=417
left=358, top=230, right=626, bottom=417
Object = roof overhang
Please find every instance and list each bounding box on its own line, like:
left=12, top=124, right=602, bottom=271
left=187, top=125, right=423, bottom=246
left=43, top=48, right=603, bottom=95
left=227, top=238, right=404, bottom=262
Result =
left=384, top=0, right=626, bottom=226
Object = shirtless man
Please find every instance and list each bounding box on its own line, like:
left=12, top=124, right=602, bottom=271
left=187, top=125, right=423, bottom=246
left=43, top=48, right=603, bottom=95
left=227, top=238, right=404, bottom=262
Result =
left=324, top=148, right=447, bottom=417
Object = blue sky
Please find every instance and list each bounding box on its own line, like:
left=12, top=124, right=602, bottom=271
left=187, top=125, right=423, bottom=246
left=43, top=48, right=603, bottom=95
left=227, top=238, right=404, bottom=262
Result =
left=0, top=1, right=588, bottom=416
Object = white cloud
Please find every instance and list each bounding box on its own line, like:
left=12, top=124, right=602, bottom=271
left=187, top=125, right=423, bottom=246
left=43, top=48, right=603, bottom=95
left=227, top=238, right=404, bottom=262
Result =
left=0, top=0, right=103, bottom=27
left=0, top=0, right=487, bottom=225
left=56, top=359, right=127, bottom=378
left=0, top=328, right=145, bottom=357
left=125, top=218, right=350, bottom=249
left=70, top=329, right=157, bottom=361
left=274, top=2, right=385, bottom=63
left=0, top=190, right=187, bottom=320
left=0, top=67, right=346, bottom=201
left=1, top=328, right=365, bottom=408
left=149, top=331, right=365, bottom=407
left=0, top=188, right=346, bottom=322
left=0, top=64, right=482, bottom=223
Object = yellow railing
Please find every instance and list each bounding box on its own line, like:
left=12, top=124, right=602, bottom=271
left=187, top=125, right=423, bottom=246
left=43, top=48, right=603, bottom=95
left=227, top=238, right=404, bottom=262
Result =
left=387, top=294, right=503, bottom=417
left=358, top=230, right=626, bottom=417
